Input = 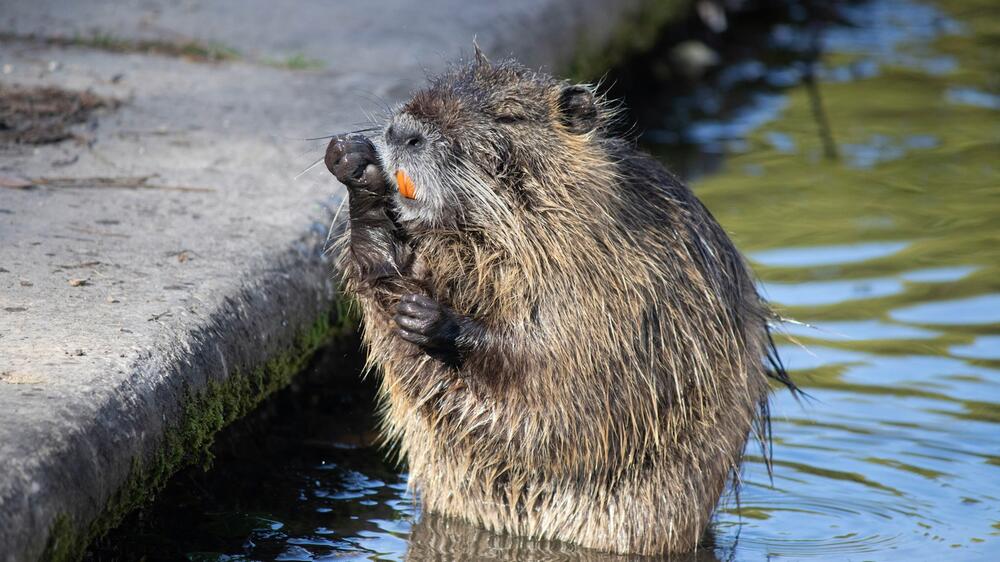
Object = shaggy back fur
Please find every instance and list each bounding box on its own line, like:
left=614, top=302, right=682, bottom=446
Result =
left=339, top=56, right=789, bottom=555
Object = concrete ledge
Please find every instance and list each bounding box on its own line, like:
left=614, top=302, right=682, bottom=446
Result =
left=0, top=1, right=687, bottom=559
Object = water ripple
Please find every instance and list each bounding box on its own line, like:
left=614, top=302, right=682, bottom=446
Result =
left=891, top=294, right=1000, bottom=325
left=750, top=241, right=909, bottom=267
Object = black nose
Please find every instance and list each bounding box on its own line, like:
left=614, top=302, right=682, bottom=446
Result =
left=386, top=123, right=425, bottom=149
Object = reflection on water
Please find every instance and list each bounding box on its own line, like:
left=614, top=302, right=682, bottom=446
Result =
left=90, top=0, right=998, bottom=560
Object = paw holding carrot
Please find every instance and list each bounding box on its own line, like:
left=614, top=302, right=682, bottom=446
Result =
left=325, top=135, right=411, bottom=283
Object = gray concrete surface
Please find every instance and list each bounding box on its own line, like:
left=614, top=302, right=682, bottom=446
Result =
left=0, top=1, right=675, bottom=559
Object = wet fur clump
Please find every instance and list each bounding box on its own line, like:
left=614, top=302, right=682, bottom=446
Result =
left=327, top=52, right=794, bottom=556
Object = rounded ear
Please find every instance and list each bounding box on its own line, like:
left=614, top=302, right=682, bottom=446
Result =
left=557, top=85, right=599, bottom=134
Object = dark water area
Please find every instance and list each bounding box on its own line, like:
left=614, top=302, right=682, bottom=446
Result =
left=87, top=339, right=415, bottom=561
left=89, top=0, right=999, bottom=560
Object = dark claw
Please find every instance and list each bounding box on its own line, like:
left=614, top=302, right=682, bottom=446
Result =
left=400, top=294, right=436, bottom=308
left=396, top=301, right=421, bottom=316
left=395, top=312, right=431, bottom=333
left=396, top=328, right=429, bottom=347
left=393, top=293, right=464, bottom=366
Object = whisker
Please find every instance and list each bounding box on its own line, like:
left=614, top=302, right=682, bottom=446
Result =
left=327, top=193, right=348, bottom=246
left=295, top=156, right=327, bottom=180
left=353, top=89, right=394, bottom=115
left=302, top=126, right=382, bottom=141
left=359, top=105, right=383, bottom=132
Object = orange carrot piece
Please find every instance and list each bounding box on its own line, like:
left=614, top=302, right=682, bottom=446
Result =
left=395, top=169, right=416, bottom=199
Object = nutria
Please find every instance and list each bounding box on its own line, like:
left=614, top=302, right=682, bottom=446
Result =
left=324, top=50, right=794, bottom=556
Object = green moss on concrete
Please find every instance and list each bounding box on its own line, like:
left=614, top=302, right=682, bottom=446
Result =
left=42, top=303, right=356, bottom=562
left=70, top=32, right=240, bottom=62
left=263, top=53, right=326, bottom=71
left=565, top=0, right=691, bottom=82
left=0, top=31, right=240, bottom=62
left=42, top=515, right=78, bottom=562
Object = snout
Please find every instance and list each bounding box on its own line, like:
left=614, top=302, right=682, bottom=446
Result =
left=386, top=122, right=425, bottom=150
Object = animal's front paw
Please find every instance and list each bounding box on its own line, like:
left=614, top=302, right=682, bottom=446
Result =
left=325, top=135, right=387, bottom=195
left=394, top=294, right=462, bottom=361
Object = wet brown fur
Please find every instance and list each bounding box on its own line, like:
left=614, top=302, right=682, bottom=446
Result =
left=336, top=56, right=786, bottom=556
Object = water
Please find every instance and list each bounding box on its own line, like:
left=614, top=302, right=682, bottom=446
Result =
left=90, top=0, right=999, bottom=560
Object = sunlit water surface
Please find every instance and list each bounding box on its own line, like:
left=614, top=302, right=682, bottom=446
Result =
left=91, top=0, right=999, bottom=560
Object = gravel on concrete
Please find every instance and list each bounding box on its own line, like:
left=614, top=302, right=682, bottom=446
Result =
left=0, top=1, right=681, bottom=559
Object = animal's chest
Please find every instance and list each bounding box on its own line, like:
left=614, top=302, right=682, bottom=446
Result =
left=408, top=248, right=486, bottom=317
